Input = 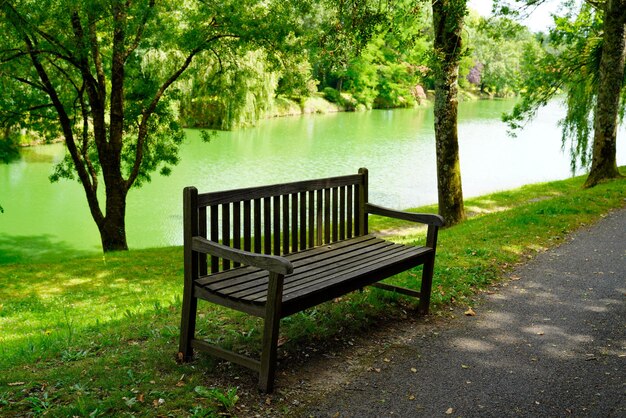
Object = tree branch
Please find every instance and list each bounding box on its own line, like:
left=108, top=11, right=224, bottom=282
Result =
left=87, top=11, right=106, bottom=98
left=11, top=75, right=47, bottom=91
left=45, top=56, right=81, bottom=94
left=70, top=9, right=107, bottom=155
left=126, top=46, right=204, bottom=188
left=78, top=82, right=99, bottom=191
left=22, top=32, right=104, bottom=225
left=123, top=0, right=156, bottom=61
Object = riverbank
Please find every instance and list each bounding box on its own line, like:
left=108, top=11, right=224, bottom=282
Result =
left=258, top=87, right=490, bottom=121
left=1, top=170, right=624, bottom=416
left=9, top=88, right=500, bottom=149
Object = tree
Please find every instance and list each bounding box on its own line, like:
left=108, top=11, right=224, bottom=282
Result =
left=431, top=0, right=467, bottom=226
left=464, top=15, right=537, bottom=96
left=0, top=0, right=305, bottom=251
left=501, top=0, right=624, bottom=187
left=585, top=0, right=625, bottom=186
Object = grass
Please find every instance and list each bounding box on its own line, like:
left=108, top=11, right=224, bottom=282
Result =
left=0, top=168, right=625, bottom=416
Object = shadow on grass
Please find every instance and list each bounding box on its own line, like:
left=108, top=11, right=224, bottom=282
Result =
left=0, top=234, right=98, bottom=265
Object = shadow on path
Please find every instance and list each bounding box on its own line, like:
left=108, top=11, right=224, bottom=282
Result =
left=305, top=208, right=626, bottom=417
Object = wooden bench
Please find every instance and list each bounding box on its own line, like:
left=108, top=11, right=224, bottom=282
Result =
left=178, top=168, right=444, bottom=392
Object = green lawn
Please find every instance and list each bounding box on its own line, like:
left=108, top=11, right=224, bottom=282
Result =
left=1, top=169, right=624, bottom=416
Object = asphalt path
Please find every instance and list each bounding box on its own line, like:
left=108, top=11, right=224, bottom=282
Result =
left=305, top=208, right=625, bottom=417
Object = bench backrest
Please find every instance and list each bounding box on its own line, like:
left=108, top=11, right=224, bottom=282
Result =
left=184, top=168, right=369, bottom=274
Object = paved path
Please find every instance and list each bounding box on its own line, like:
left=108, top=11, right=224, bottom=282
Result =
left=305, top=208, right=625, bottom=417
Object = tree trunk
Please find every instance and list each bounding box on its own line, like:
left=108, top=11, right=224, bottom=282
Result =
left=431, top=0, right=466, bottom=226
left=584, top=0, right=625, bottom=188
left=97, top=180, right=129, bottom=252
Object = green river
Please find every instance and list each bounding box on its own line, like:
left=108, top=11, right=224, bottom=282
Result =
left=1, top=99, right=624, bottom=254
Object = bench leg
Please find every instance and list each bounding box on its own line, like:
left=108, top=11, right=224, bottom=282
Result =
left=259, top=272, right=284, bottom=392
left=179, top=289, right=198, bottom=361
left=419, top=255, right=435, bottom=315
left=259, top=310, right=281, bottom=392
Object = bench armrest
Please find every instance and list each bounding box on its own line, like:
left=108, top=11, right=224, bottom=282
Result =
left=365, top=203, right=445, bottom=227
left=192, top=236, right=294, bottom=275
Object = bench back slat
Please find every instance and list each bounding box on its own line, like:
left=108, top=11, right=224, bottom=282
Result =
left=210, top=205, right=219, bottom=273
left=187, top=169, right=369, bottom=273
left=324, top=188, right=331, bottom=244
left=347, top=185, right=353, bottom=239
left=299, top=191, right=307, bottom=250
left=291, top=193, right=298, bottom=252
left=308, top=190, right=315, bottom=247
left=243, top=200, right=252, bottom=252
left=273, top=196, right=281, bottom=255
left=199, top=207, right=208, bottom=276
left=263, top=197, right=271, bottom=254
left=254, top=198, right=262, bottom=253
left=233, top=202, right=241, bottom=267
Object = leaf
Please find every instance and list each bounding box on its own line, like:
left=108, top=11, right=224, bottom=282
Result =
left=383, top=358, right=391, bottom=363
left=461, top=364, right=470, bottom=369
left=410, top=367, right=417, bottom=373
left=464, top=307, right=476, bottom=316
left=194, top=386, right=216, bottom=398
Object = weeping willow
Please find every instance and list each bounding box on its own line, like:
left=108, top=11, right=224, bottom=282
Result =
left=179, top=49, right=279, bottom=130
left=503, top=4, right=623, bottom=173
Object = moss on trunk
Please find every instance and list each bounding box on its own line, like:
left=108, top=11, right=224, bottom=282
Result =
left=584, top=0, right=626, bottom=188
left=431, top=0, right=466, bottom=226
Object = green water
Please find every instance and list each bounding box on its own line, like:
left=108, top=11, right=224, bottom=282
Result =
left=1, top=99, right=623, bottom=255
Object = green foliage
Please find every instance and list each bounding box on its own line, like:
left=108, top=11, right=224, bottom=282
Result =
left=275, top=53, right=318, bottom=99
left=322, top=86, right=342, bottom=103
left=180, top=49, right=279, bottom=130
left=463, top=14, right=538, bottom=96
left=194, top=386, right=239, bottom=412
left=0, top=133, right=20, bottom=164
left=503, top=3, right=612, bottom=172
left=344, top=52, right=379, bottom=108
left=312, top=1, right=430, bottom=109
left=311, top=0, right=390, bottom=85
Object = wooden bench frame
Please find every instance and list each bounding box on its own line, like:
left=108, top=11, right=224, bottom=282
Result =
left=178, top=168, right=444, bottom=392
